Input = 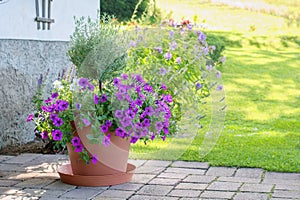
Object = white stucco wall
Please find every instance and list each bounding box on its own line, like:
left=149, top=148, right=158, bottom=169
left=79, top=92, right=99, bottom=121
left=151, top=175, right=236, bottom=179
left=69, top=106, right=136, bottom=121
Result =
left=0, top=0, right=99, bottom=41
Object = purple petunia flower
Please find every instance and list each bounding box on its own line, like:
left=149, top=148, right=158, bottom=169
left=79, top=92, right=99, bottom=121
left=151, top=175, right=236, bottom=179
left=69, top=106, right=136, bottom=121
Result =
left=87, top=83, right=95, bottom=91
left=26, top=114, right=34, bottom=122
left=163, top=94, right=173, bottom=103
left=135, top=99, right=143, bottom=107
left=169, top=30, right=174, bottom=38
left=135, top=122, right=143, bottom=130
left=56, top=100, right=69, bottom=111
left=115, top=110, right=123, bottom=119
left=144, top=84, right=153, bottom=93
left=161, top=135, right=167, bottom=141
left=82, top=118, right=91, bottom=126
left=154, top=46, right=162, bottom=53
left=53, top=117, right=63, bottom=126
left=206, top=65, right=213, bottom=70
left=163, top=127, right=169, bottom=135
left=116, top=127, right=125, bottom=138
left=170, top=41, right=178, bottom=50
left=51, top=92, right=59, bottom=99
left=52, top=130, right=63, bottom=141
left=135, top=86, right=141, bottom=93
left=187, top=24, right=193, bottom=30
left=161, top=83, right=167, bottom=90
left=121, top=117, right=131, bottom=127
left=150, top=134, right=155, bottom=140
left=121, top=74, right=128, bottom=80
left=102, top=134, right=111, bottom=147
left=143, top=118, right=151, bottom=127
left=78, top=78, right=89, bottom=87
left=175, top=57, right=182, bottom=64
left=71, top=136, right=81, bottom=146
left=130, top=136, right=138, bottom=144
left=113, top=78, right=121, bottom=86
left=196, top=83, right=202, bottom=90
left=126, top=109, right=135, bottom=119
left=50, top=113, right=58, bottom=122
left=100, top=124, right=109, bottom=133
left=44, top=97, right=53, bottom=104
left=105, top=120, right=112, bottom=127
left=135, top=74, right=144, bottom=83
left=91, top=154, right=98, bottom=164
left=116, top=92, right=124, bottom=101
left=94, top=94, right=99, bottom=104
left=198, top=31, right=206, bottom=44
left=75, top=103, right=81, bottom=110
left=155, top=122, right=164, bottom=132
left=217, top=85, right=223, bottom=91
left=40, top=131, right=48, bottom=139
left=164, top=52, right=172, bottom=60
left=145, top=106, right=154, bottom=116
left=216, top=71, right=221, bottom=78
left=100, top=94, right=107, bottom=103
left=74, top=144, right=83, bottom=153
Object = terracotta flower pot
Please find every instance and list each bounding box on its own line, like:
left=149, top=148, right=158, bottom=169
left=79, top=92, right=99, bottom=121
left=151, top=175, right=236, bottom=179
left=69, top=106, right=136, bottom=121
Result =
left=58, top=121, right=136, bottom=186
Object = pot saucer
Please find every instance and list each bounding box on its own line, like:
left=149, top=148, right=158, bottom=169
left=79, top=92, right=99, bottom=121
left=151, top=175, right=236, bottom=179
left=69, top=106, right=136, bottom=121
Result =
left=57, top=163, right=136, bottom=186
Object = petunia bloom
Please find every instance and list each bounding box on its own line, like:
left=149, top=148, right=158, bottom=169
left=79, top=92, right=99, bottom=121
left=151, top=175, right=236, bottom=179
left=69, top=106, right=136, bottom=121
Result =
left=78, top=78, right=89, bottom=87
left=26, top=114, right=34, bottom=122
left=94, top=94, right=99, bottom=104
left=115, top=110, right=123, bottom=119
left=40, top=131, right=48, bottom=139
left=175, top=57, right=182, bottom=64
left=102, top=134, right=111, bottom=147
left=164, top=52, right=172, bottom=60
left=82, top=118, right=91, bottom=126
left=100, top=94, right=107, bottom=103
left=91, top=154, right=98, bottom=164
left=100, top=124, right=109, bottom=133
left=51, top=92, right=59, bottom=99
left=74, top=144, right=83, bottom=153
left=52, top=130, right=63, bottom=141
left=53, top=117, right=63, bottom=126
left=71, top=136, right=81, bottom=146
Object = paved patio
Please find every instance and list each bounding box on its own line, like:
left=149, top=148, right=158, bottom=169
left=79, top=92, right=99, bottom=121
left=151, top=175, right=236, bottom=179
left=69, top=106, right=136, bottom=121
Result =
left=0, top=153, right=299, bottom=200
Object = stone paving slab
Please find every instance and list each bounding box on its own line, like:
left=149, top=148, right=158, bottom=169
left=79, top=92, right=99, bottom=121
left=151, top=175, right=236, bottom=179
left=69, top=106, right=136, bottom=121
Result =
left=0, top=153, right=299, bottom=200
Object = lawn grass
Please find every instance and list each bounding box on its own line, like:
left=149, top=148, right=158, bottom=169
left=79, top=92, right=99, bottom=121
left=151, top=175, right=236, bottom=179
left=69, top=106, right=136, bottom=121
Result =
left=130, top=1, right=300, bottom=172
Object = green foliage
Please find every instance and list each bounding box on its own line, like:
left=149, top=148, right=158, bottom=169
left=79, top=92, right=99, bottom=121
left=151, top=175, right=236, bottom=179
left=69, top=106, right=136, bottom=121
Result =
left=205, top=33, right=226, bottom=65
left=100, top=0, right=150, bottom=22
left=67, top=12, right=128, bottom=83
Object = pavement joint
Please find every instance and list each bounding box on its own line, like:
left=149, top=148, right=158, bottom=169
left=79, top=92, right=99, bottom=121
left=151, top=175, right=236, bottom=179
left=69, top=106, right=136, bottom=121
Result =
left=0, top=153, right=299, bottom=200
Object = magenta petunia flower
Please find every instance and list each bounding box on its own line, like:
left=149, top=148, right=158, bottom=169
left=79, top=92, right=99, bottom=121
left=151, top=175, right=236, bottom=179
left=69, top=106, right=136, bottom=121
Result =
left=113, top=78, right=121, bottom=86
left=94, top=94, right=99, bottom=104
left=91, top=154, right=98, bottom=164
left=100, top=94, right=107, bottom=103
left=144, top=84, right=153, bottom=93
left=74, top=144, right=83, bottom=153
left=82, top=118, right=91, bottom=126
left=163, top=94, right=173, bottom=103
left=161, top=135, right=167, bottom=141
left=135, top=74, right=144, bottom=83
left=50, top=113, right=58, bottom=122
left=130, top=136, right=138, bottom=144
left=115, top=110, right=123, bottom=119
left=143, top=118, right=151, bottom=127
left=155, top=122, right=164, bottom=132
left=150, top=134, right=155, bottom=140
left=51, top=92, right=59, bottom=99
left=135, top=99, right=143, bottom=107
left=116, top=127, right=125, bottom=138
left=53, top=117, right=63, bottom=126
left=102, top=134, right=111, bottom=147
left=78, top=78, right=89, bottom=87
left=44, top=97, right=53, bottom=104
left=87, top=83, right=95, bottom=91
left=52, top=130, right=63, bottom=141
left=40, top=131, right=48, bottom=139
left=121, top=74, right=128, bottom=80
left=105, top=120, right=112, bottom=127
left=71, top=136, right=81, bottom=146
left=163, top=127, right=169, bottom=135
left=56, top=100, right=69, bottom=111
left=145, top=107, right=154, bottom=116
left=26, top=114, right=34, bottom=122
left=125, top=109, right=135, bottom=119
left=100, top=124, right=109, bottom=133
left=161, top=83, right=167, bottom=90
left=121, top=117, right=131, bottom=127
